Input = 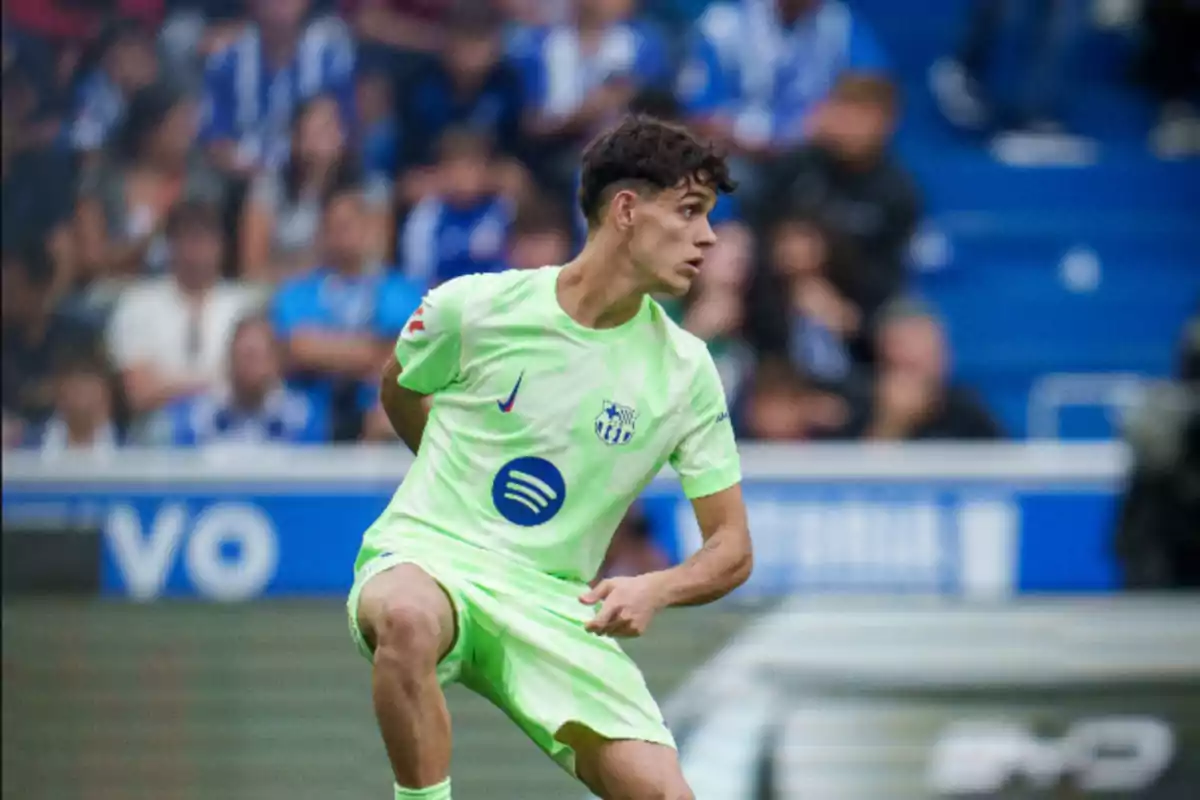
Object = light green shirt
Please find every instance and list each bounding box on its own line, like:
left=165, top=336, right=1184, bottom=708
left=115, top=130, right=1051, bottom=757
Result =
left=368, top=266, right=741, bottom=583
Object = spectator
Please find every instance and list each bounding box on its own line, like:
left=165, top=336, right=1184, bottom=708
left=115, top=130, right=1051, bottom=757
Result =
left=1114, top=307, right=1200, bottom=588
left=2, top=411, right=23, bottom=450
left=200, top=0, right=356, bottom=176
left=517, top=0, right=671, bottom=186
left=748, top=214, right=862, bottom=386
left=67, top=19, right=160, bottom=163
left=758, top=74, right=919, bottom=332
left=341, top=0, right=450, bottom=70
left=2, top=242, right=105, bottom=435
left=25, top=351, right=121, bottom=458
left=4, top=0, right=163, bottom=48
left=596, top=506, right=669, bottom=580
left=2, top=23, right=67, bottom=150
left=106, top=200, right=261, bottom=421
left=397, top=1, right=526, bottom=201
left=1, top=91, right=78, bottom=300
left=736, top=357, right=849, bottom=440
left=508, top=194, right=573, bottom=270
left=677, top=0, right=887, bottom=178
left=357, top=68, right=401, bottom=180
left=272, top=185, right=423, bottom=441
left=501, top=0, right=574, bottom=32
left=157, top=0, right=251, bottom=85
left=240, top=93, right=391, bottom=283
left=400, top=128, right=514, bottom=286
left=863, top=300, right=1003, bottom=441
left=156, top=315, right=328, bottom=446
left=1138, top=0, right=1200, bottom=159
left=74, top=83, right=226, bottom=280
left=929, top=0, right=1092, bottom=164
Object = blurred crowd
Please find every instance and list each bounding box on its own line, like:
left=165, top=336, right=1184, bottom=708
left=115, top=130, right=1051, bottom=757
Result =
left=2, top=0, right=1195, bottom=455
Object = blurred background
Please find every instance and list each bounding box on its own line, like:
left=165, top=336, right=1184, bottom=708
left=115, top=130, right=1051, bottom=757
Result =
left=2, top=0, right=1199, bottom=797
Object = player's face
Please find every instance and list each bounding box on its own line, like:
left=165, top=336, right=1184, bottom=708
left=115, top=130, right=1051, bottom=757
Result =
left=628, top=180, right=719, bottom=297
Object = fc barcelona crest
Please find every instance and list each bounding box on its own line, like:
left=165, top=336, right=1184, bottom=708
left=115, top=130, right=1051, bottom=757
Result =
left=595, top=400, right=638, bottom=446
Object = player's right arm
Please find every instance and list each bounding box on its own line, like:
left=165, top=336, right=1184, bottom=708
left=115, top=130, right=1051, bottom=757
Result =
left=379, top=279, right=468, bottom=454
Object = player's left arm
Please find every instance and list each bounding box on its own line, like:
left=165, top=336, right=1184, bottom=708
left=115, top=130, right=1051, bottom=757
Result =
left=583, top=354, right=750, bottom=636
left=656, top=483, right=752, bottom=607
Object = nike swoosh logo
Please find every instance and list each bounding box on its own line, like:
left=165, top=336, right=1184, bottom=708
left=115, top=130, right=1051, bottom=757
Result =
left=497, top=372, right=524, bottom=413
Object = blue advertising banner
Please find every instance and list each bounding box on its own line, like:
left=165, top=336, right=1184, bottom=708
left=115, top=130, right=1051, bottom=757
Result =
left=1, top=444, right=1127, bottom=601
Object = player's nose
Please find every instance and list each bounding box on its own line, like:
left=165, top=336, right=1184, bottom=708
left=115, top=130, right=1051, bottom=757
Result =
left=695, top=217, right=717, bottom=248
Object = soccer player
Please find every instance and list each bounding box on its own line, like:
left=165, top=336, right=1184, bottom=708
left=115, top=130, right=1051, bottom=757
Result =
left=347, top=115, right=753, bottom=800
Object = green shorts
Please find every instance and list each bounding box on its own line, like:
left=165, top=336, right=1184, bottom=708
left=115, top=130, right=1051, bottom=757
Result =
left=346, top=536, right=675, bottom=776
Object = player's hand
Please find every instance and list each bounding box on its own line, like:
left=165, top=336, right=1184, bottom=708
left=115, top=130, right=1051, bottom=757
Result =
left=580, top=575, right=667, bottom=638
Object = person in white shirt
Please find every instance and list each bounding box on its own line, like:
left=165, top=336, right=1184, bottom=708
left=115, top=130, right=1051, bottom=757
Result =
left=35, top=353, right=121, bottom=460
left=106, top=199, right=263, bottom=424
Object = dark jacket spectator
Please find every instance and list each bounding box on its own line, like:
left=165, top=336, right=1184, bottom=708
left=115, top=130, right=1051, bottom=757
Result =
left=1114, top=309, right=1200, bottom=589
left=849, top=300, right=1003, bottom=441
left=759, top=74, right=920, bottom=329
left=398, top=2, right=524, bottom=171
left=2, top=242, right=107, bottom=433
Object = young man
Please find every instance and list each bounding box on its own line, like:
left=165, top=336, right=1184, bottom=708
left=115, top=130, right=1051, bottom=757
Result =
left=348, top=115, right=752, bottom=800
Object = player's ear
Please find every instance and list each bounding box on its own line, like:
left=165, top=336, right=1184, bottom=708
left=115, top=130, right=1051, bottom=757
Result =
left=610, top=189, right=640, bottom=232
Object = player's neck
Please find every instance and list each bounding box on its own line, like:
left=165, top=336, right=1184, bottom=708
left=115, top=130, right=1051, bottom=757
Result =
left=558, top=243, right=647, bottom=330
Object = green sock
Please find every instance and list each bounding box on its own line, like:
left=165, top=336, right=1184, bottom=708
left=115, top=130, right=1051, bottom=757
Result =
left=394, top=778, right=450, bottom=799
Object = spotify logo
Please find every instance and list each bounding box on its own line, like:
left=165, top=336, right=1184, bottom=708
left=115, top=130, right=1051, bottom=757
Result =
left=491, top=457, right=566, bottom=526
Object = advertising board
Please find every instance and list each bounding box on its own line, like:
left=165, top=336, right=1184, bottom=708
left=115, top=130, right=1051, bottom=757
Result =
left=1, top=443, right=1127, bottom=599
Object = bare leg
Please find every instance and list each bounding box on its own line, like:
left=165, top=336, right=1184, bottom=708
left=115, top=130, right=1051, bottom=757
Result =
left=357, top=564, right=458, bottom=788
left=560, top=723, right=695, bottom=800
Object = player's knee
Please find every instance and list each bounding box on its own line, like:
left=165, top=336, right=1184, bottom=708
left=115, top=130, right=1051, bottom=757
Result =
left=647, top=779, right=694, bottom=800
left=373, top=599, right=443, bottom=668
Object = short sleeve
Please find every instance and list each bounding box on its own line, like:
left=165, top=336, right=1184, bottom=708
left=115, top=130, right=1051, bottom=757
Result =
left=669, top=351, right=741, bottom=499
left=391, top=277, right=472, bottom=395
left=270, top=279, right=314, bottom=340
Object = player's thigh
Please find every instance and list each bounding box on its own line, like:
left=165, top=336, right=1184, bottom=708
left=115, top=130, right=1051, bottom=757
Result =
left=559, top=724, right=693, bottom=800
left=465, top=588, right=676, bottom=776
left=355, top=563, right=458, bottom=666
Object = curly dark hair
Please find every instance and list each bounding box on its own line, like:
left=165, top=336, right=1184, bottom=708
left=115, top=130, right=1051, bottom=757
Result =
left=578, top=115, right=736, bottom=227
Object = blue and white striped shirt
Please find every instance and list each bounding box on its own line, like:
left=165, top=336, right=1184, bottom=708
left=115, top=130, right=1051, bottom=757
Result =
left=515, top=21, right=670, bottom=120
left=200, top=17, right=356, bottom=170
left=68, top=70, right=125, bottom=152
left=678, top=0, right=888, bottom=147
left=401, top=195, right=514, bottom=287
left=165, top=386, right=328, bottom=447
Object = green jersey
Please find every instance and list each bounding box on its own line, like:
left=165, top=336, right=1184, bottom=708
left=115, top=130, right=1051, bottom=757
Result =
left=366, top=266, right=741, bottom=583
